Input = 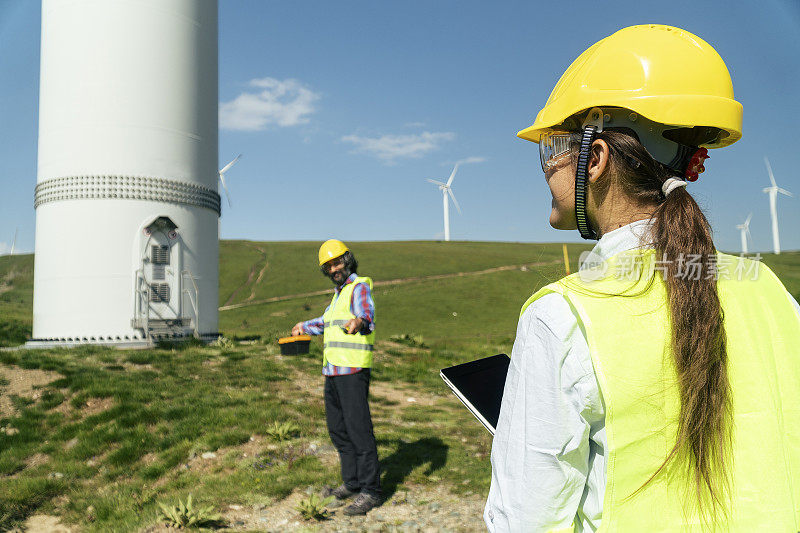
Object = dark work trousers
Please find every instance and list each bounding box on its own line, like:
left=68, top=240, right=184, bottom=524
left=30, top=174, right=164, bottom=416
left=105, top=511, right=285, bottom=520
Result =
left=324, top=369, right=381, bottom=496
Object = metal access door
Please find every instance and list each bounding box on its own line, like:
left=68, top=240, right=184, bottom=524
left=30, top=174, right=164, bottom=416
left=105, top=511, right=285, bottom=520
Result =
left=143, top=235, right=179, bottom=321
left=133, top=216, right=196, bottom=339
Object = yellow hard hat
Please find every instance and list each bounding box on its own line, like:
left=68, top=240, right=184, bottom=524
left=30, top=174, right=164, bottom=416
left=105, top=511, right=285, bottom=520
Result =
left=318, top=239, right=349, bottom=266
left=518, top=25, right=742, bottom=148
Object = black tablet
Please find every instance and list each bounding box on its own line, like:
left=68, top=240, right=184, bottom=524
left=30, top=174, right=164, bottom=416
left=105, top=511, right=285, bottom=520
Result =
left=440, top=353, right=510, bottom=435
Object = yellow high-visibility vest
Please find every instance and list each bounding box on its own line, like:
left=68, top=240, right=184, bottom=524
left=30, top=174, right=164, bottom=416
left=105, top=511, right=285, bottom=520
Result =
left=522, top=250, right=800, bottom=532
left=322, top=276, right=375, bottom=368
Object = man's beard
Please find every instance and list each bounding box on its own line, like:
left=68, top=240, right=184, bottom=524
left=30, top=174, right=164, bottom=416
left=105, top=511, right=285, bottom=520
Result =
left=328, top=269, right=349, bottom=285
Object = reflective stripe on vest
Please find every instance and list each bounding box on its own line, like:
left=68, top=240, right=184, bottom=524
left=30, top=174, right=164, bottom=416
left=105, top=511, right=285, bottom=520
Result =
left=522, top=250, right=800, bottom=532
left=324, top=341, right=374, bottom=351
left=322, top=276, right=376, bottom=368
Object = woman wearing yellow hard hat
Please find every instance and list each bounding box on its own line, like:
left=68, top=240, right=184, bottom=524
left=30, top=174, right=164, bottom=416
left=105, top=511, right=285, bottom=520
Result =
left=485, top=25, right=800, bottom=532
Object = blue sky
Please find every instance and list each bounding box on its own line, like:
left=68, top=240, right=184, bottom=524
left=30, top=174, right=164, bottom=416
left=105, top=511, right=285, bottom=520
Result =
left=1, top=0, right=799, bottom=254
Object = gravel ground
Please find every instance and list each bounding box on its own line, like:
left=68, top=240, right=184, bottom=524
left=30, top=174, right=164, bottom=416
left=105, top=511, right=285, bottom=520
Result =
left=219, top=483, right=487, bottom=532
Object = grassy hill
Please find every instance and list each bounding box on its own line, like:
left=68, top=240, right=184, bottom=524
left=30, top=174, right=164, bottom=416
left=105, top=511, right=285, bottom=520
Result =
left=0, top=337, right=495, bottom=530
left=3, top=242, right=798, bottom=349
left=0, top=240, right=591, bottom=530
left=1, top=243, right=799, bottom=530
left=1, top=241, right=596, bottom=349
left=0, top=254, right=34, bottom=347
left=218, top=240, right=594, bottom=352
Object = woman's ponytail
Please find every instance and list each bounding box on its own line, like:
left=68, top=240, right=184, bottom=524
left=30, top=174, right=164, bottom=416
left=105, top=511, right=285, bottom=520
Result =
left=652, top=184, right=731, bottom=513
left=598, top=131, right=731, bottom=515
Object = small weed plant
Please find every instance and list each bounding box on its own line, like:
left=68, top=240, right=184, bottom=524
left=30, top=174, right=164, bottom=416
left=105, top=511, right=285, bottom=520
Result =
left=210, top=336, right=236, bottom=350
left=267, top=420, right=300, bottom=442
left=389, top=333, right=426, bottom=348
left=266, top=420, right=300, bottom=441
left=157, top=494, right=224, bottom=529
left=295, top=493, right=334, bottom=521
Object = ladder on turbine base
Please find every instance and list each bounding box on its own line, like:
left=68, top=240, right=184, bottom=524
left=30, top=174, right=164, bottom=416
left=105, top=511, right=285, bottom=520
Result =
left=133, top=268, right=201, bottom=344
left=148, top=319, right=191, bottom=341
left=131, top=318, right=193, bottom=340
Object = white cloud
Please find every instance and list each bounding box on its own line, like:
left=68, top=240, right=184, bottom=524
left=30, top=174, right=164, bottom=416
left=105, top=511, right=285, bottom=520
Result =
left=341, top=131, right=455, bottom=162
left=220, top=77, right=320, bottom=131
left=455, top=156, right=487, bottom=165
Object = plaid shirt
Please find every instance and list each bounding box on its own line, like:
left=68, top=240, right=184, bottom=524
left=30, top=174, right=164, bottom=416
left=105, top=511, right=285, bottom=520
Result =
left=302, top=273, right=375, bottom=376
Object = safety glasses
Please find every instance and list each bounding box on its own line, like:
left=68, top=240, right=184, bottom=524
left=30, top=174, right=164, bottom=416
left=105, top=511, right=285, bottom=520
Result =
left=539, top=132, right=580, bottom=172
left=322, top=256, right=345, bottom=274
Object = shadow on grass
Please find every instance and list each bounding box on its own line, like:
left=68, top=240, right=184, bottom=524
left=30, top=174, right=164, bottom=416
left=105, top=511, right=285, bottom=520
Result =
left=379, top=437, right=448, bottom=498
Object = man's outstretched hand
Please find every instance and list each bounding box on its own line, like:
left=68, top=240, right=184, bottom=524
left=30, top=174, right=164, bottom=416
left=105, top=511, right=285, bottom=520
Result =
left=291, top=322, right=304, bottom=336
left=343, top=318, right=363, bottom=335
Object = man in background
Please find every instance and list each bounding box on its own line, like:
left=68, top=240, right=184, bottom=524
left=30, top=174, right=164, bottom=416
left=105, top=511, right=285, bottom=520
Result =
left=292, top=239, right=381, bottom=515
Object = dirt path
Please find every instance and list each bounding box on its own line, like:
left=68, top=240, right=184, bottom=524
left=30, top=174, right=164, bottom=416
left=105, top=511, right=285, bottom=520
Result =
left=223, top=245, right=269, bottom=307
left=216, top=483, right=487, bottom=532
left=0, top=268, right=16, bottom=297
left=247, top=247, right=269, bottom=301
left=220, top=260, right=559, bottom=312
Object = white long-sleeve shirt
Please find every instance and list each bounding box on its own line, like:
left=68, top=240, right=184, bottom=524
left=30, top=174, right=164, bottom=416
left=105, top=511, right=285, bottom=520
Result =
left=484, top=220, right=800, bottom=532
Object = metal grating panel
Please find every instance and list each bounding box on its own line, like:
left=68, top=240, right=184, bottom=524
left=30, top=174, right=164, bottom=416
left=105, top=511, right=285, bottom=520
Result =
left=152, top=264, right=165, bottom=280
left=150, top=283, right=170, bottom=303
left=151, top=245, right=170, bottom=265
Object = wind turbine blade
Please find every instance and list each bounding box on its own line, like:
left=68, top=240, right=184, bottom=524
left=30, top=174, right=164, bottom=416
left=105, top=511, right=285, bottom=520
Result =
left=219, top=153, right=242, bottom=175
left=10, top=228, right=17, bottom=256
left=744, top=213, right=752, bottom=226
left=746, top=226, right=752, bottom=241
left=777, top=188, right=793, bottom=197
left=448, top=188, right=462, bottom=214
left=764, top=156, right=777, bottom=188
left=446, top=163, right=459, bottom=187
left=219, top=173, right=232, bottom=208
left=426, top=179, right=446, bottom=187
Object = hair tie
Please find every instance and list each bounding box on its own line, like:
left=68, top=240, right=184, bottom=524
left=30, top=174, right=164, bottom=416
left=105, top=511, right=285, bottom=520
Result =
left=662, top=178, right=688, bottom=197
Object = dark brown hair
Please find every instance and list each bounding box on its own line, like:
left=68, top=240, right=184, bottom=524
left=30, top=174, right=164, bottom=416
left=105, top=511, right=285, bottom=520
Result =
left=596, top=130, right=731, bottom=516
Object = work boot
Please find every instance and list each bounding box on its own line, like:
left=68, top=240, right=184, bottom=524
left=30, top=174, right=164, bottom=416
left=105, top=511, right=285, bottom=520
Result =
left=342, top=492, right=380, bottom=516
left=323, top=484, right=358, bottom=501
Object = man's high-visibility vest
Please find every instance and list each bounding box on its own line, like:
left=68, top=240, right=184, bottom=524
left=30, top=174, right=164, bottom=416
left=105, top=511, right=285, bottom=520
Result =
left=522, top=250, right=800, bottom=532
left=322, top=276, right=376, bottom=368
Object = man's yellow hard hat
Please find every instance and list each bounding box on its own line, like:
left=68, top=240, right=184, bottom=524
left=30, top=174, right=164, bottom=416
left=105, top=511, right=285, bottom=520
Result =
left=517, top=25, right=743, bottom=148
left=318, top=239, right=349, bottom=266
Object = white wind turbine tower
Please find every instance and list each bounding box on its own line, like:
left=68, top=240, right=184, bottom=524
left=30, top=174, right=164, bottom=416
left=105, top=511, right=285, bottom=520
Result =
left=426, top=163, right=461, bottom=241
left=736, top=213, right=752, bottom=254
left=763, top=157, right=793, bottom=255
left=218, top=154, right=242, bottom=208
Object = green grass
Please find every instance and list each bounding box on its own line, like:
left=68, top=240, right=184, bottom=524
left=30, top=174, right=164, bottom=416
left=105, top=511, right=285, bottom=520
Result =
left=4, top=243, right=797, bottom=349
left=756, top=250, right=800, bottom=302
left=0, top=241, right=590, bottom=347
left=217, top=240, right=591, bottom=350
left=0, top=341, right=492, bottom=531
left=217, top=240, right=591, bottom=307
left=1, top=242, right=799, bottom=530
left=0, top=254, right=34, bottom=346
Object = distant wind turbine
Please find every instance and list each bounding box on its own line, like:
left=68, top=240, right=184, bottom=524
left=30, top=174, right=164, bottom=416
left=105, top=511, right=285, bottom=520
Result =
left=763, top=157, right=793, bottom=255
left=218, top=154, right=242, bottom=208
left=736, top=213, right=752, bottom=254
left=426, top=163, right=461, bottom=241
left=10, top=228, right=17, bottom=256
